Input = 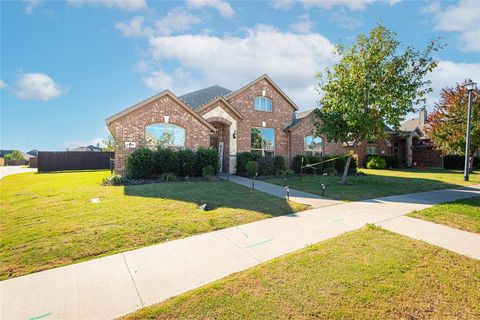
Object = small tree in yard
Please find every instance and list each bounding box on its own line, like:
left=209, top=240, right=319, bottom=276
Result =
left=426, top=84, right=479, bottom=171
left=315, top=22, right=442, bottom=184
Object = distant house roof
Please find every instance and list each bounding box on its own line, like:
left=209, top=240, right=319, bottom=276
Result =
left=27, top=149, right=39, bottom=157
left=285, top=109, right=316, bottom=129
left=70, top=145, right=102, bottom=152
left=0, top=150, right=32, bottom=160
left=179, top=85, right=232, bottom=109
left=400, top=117, right=421, bottom=132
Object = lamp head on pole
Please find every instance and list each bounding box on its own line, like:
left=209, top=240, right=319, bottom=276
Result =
left=465, top=80, right=476, bottom=92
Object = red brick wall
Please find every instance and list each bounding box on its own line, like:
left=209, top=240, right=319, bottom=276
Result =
left=288, top=115, right=344, bottom=164
left=110, top=95, right=212, bottom=174
left=353, top=139, right=393, bottom=166
left=227, top=79, right=295, bottom=158
left=413, top=147, right=443, bottom=168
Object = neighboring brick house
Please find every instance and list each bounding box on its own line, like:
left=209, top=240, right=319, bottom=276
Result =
left=105, top=74, right=441, bottom=175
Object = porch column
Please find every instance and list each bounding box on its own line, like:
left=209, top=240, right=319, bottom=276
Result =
left=406, top=135, right=413, bottom=167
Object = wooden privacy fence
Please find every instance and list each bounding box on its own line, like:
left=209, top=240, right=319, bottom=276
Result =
left=38, top=151, right=114, bottom=172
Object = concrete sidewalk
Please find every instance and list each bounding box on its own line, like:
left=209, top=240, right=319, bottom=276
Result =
left=0, top=165, right=37, bottom=180
left=220, top=174, right=341, bottom=208
left=1, top=186, right=479, bottom=320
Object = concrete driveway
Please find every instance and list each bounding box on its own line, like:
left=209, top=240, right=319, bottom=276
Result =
left=0, top=165, right=37, bottom=179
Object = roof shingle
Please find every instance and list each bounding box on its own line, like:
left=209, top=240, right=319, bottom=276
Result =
left=179, top=85, right=232, bottom=109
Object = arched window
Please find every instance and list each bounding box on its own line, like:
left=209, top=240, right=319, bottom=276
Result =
left=254, top=97, right=272, bottom=112
left=304, top=135, right=323, bottom=155
left=145, top=123, right=185, bottom=148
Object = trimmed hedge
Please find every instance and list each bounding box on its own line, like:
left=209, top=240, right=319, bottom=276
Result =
left=366, top=156, right=387, bottom=169
left=126, top=147, right=218, bottom=179
left=237, top=152, right=261, bottom=175
left=366, top=155, right=399, bottom=169
left=443, top=155, right=479, bottom=170
left=245, top=161, right=258, bottom=177
left=195, top=147, right=218, bottom=176
left=273, top=156, right=286, bottom=174
left=126, top=148, right=156, bottom=179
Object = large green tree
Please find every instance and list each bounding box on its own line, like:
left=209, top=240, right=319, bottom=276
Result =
left=426, top=84, right=479, bottom=171
left=315, top=22, right=441, bottom=183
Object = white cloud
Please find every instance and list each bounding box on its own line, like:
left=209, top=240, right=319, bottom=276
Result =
left=330, top=9, right=363, bottom=29
left=186, top=0, right=234, bottom=18
left=273, top=0, right=400, bottom=11
left=426, top=60, right=480, bottom=106
left=14, top=73, right=65, bottom=101
left=115, top=16, right=148, bottom=37
left=143, top=24, right=336, bottom=108
left=301, top=0, right=377, bottom=11
left=0, top=80, right=7, bottom=89
left=66, top=0, right=147, bottom=11
left=23, top=0, right=41, bottom=14
left=155, top=9, right=202, bottom=35
left=115, top=10, right=201, bottom=37
left=289, top=14, right=314, bottom=33
left=428, top=0, right=480, bottom=52
left=271, top=0, right=295, bottom=10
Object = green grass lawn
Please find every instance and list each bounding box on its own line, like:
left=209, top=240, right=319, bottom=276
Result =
left=0, top=171, right=307, bottom=280
left=265, top=169, right=480, bottom=201
left=124, top=226, right=480, bottom=320
left=408, top=196, right=480, bottom=233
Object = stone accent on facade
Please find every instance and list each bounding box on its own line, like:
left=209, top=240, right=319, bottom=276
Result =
left=201, top=101, right=239, bottom=173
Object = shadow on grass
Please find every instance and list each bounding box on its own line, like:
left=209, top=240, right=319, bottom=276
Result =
left=124, top=180, right=300, bottom=216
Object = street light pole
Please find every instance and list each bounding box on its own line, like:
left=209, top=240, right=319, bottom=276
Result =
left=464, top=80, right=476, bottom=181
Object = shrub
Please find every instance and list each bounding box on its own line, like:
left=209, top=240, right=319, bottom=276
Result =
left=258, top=157, right=275, bottom=176
left=245, top=161, right=258, bottom=177
left=366, top=156, right=387, bottom=169
left=443, top=155, right=479, bottom=170
left=366, top=155, right=399, bottom=169
left=273, top=155, right=286, bottom=174
left=237, top=152, right=260, bottom=175
left=334, top=155, right=357, bottom=175
left=307, top=155, right=322, bottom=174
left=195, top=147, right=218, bottom=176
left=126, top=148, right=156, bottom=179
left=154, top=148, right=176, bottom=175
left=176, top=148, right=196, bottom=176
left=102, top=174, right=124, bottom=186
left=325, top=167, right=338, bottom=176
left=160, top=172, right=176, bottom=182
left=292, top=155, right=304, bottom=174
left=202, top=165, right=215, bottom=178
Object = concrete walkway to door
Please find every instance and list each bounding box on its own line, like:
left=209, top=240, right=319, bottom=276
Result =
left=1, top=185, right=479, bottom=320
left=219, top=174, right=341, bottom=208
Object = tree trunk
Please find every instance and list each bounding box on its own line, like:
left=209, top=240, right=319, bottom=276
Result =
left=469, top=148, right=477, bottom=173
left=340, top=155, right=352, bottom=184
left=340, top=141, right=356, bottom=184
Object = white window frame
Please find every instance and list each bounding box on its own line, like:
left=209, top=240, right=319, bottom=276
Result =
left=254, top=97, right=272, bottom=112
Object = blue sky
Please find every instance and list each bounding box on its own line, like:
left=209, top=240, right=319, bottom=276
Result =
left=1, top=0, right=479, bottom=152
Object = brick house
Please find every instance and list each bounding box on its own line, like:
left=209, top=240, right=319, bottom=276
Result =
left=106, top=74, right=441, bottom=174
left=107, top=74, right=339, bottom=174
